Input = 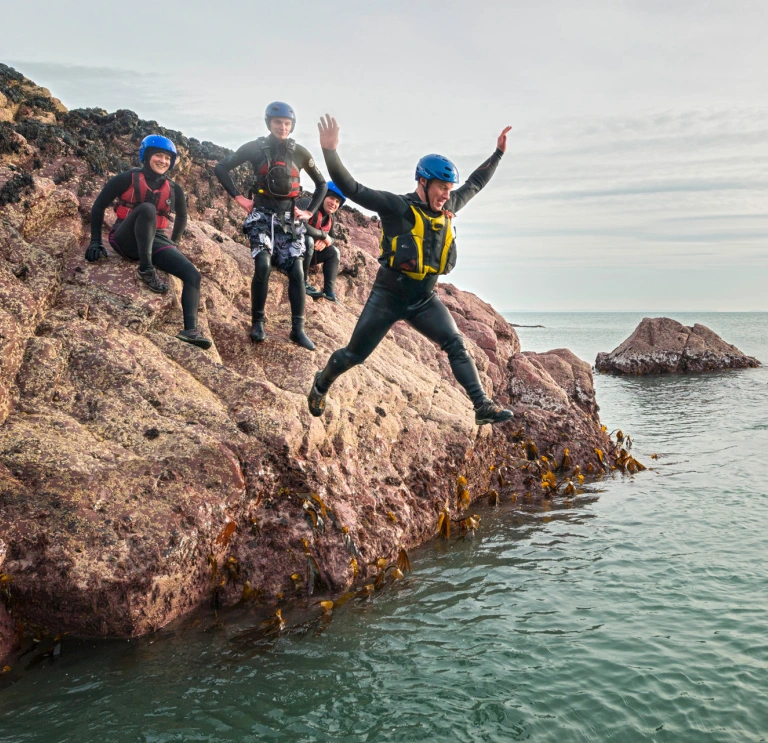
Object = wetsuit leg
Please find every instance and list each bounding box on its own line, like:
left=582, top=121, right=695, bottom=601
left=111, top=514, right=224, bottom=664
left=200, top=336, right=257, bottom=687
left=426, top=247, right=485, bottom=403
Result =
left=406, top=294, right=487, bottom=407
left=316, top=283, right=402, bottom=392
left=303, top=236, right=315, bottom=279
left=316, top=246, right=340, bottom=295
left=112, top=203, right=157, bottom=271
left=286, top=259, right=306, bottom=317
left=152, top=248, right=201, bottom=330
left=251, top=249, right=271, bottom=323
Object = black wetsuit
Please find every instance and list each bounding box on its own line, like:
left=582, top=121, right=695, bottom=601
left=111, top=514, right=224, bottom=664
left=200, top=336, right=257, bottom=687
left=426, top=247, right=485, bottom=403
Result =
left=301, top=201, right=339, bottom=296
left=315, top=147, right=504, bottom=407
left=90, top=167, right=202, bottom=330
left=215, top=136, right=327, bottom=325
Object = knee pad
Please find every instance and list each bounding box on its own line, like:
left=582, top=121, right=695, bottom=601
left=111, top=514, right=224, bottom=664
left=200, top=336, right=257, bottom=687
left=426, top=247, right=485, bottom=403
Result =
left=442, top=333, right=470, bottom=361
left=253, top=251, right=271, bottom=281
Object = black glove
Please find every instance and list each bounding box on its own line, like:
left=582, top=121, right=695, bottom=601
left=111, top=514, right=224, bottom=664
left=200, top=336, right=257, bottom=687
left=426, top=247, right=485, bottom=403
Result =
left=84, top=240, right=108, bottom=262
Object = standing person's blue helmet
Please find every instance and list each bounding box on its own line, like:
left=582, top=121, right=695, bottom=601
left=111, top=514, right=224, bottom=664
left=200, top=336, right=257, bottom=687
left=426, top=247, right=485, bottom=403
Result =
left=326, top=181, right=346, bottom=205
left=265, top=102, right=296, bottom=132
left=415, top=154, right=459, bottom=183
left=139, top=134, right=178, bottom=169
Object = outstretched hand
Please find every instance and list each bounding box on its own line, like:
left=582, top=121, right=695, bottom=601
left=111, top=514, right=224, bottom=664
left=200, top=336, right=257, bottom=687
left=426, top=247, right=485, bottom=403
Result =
left=497, top=126, right=512, bottom=153
left=318, top=114, right=340, bottom=151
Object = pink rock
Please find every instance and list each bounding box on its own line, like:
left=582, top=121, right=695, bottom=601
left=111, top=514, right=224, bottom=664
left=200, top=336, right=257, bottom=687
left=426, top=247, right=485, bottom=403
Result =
left=596, top=317, right=760, bottom=374
left=0, top=66, right=616, bottom=659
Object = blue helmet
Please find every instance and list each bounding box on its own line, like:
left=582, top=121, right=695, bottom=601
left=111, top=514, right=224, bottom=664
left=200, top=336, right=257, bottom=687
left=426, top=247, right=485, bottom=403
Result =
left=265, top=101, right=296, bottom=133
left=325, top=181, right=346, bottom=205
left=415, top=154, right=459, bottom=184
left=139, top=134, right=178, bottom=169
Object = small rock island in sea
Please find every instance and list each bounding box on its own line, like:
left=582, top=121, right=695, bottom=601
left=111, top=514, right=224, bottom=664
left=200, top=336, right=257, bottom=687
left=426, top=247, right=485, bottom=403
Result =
left=0, top=64, right=620, bottom=663
left=595, top=317, right=760, bottom=375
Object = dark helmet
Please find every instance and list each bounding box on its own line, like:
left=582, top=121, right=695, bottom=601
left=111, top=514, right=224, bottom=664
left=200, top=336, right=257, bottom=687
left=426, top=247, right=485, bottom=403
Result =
left=265, top=101, right=296, bottom=133
left=415, top=154, right=459, bottom=184
left=139, top=134, right=178, bottom=169
left=325, top=181, right=346, bottom=205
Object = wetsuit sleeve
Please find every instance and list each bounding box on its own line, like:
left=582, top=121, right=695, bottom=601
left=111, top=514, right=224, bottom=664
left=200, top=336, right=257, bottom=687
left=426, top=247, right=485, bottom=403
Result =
left=322, top=148, right=410, bottom=221
left=214, top=141, right=261, bottom=198
left=447, top=149, right=504, bottom=214
left=298, top=145, right=327, bottom=214
left=89, top=171, right=133, bottom=242
left=171, top=183, right=187, bottom=244
left=304, top=222, right=326, bottom=239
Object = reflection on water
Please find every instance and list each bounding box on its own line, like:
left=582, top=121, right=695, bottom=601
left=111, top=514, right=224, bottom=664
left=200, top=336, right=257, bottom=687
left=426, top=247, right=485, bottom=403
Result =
left=1, top=313, right=767, bottom=743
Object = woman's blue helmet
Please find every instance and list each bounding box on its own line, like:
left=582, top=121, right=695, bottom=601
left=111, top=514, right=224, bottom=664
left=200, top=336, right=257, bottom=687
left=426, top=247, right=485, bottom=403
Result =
left=265, top=101, right=296, bottom=133
left=325, top=181, right=346, bottom=205
left=139, top=134, right=178, bottom=169
left=415, top=154, right=459, bottom=183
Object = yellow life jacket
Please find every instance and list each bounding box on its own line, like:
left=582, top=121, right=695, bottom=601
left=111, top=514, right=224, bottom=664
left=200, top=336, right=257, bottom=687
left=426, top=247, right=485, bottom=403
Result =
left=378, top=203, right=457, bottom=281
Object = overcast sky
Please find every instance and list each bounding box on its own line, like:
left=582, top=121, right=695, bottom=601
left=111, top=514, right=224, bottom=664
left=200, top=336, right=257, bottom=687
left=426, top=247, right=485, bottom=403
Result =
left=4, top=0, right=768, bottom=311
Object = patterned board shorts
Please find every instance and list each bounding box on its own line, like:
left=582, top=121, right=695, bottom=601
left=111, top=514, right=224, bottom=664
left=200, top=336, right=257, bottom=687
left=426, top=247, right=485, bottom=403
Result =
left=243, top=209, right=307, bottom=272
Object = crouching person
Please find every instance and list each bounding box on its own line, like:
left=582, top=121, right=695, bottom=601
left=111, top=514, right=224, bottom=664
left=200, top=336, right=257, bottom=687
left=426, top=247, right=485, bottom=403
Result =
left=303, top=181, right=344, bottom=302
left=84, top=134, right=212, bottom=349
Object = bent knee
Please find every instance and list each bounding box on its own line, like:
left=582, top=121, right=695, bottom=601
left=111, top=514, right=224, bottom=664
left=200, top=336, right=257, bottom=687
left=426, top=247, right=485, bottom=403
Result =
left=441, top=333, right=470, bottom=359
left=186, top=264, right=201, bottom=289
left=133, top=202, right=157, bottom=218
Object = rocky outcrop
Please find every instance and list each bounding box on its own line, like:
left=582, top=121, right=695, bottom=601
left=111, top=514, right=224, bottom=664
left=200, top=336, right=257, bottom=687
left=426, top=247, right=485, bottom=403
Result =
left=595, top=317, right=760, bottom=375
left=0, top=64, right=616, bottom=652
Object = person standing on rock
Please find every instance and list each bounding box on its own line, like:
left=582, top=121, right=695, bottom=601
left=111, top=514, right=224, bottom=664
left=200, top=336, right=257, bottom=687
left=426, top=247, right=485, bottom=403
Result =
left=85, top=134, right=212, bottom=350
left=214, top=102, right=327, bottom=349
left=307, top=116, right=515, bottom=425
left=302, top=181, right=345, bottom=303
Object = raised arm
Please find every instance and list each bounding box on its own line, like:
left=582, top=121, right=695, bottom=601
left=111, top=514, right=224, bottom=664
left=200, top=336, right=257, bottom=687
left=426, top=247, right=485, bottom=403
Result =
left=318, top=115, right=410, bottom=219
left=448, top=126, right=511, bottom=214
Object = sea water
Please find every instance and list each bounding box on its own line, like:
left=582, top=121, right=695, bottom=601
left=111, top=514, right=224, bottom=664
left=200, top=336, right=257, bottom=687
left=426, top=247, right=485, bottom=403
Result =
left=1, top=312, right=766, bottom=743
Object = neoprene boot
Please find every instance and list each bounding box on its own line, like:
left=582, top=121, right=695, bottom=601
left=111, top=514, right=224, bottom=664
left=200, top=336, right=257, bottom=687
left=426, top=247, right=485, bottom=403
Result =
left=289, top=316, right=315, bottom=350
left=250, top=320, right=265, bottom=343
left=176, top=328, right=213, bottom=350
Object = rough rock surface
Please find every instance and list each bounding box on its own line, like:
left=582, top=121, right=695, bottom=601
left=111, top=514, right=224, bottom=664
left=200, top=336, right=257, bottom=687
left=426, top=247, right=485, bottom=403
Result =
left=595, top=317, right=760, bottom=375
left=0, top=65, right=616, bottom=657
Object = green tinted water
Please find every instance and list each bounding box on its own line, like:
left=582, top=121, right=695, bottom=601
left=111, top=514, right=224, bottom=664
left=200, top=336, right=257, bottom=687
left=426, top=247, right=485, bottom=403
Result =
left=1, top=313, right=766, bottom=742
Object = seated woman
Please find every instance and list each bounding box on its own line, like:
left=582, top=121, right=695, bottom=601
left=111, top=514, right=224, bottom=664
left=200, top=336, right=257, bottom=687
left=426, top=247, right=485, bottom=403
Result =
left=84, top=134, right=212, bottom=349
left=302, top=181, right=344, bottom=302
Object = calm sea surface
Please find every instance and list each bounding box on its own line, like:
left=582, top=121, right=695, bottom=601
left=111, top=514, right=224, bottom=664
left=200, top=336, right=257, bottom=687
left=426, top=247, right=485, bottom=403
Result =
left=1, top=312, right=767, bottom=742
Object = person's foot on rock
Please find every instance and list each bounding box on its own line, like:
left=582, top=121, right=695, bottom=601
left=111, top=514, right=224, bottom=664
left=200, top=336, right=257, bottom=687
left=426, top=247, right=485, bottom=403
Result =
left=250, top=321, right=265, bottom=343
left=137, top=267, right=168, bottom=293
left=176, top=328, right=213, bottom=350
left=474, top=399, right=514, bottom=425
left=290, top=317, right=315, bottom=350
left=307, top=371, right=327, bottom=417
left=322, top=290, right=338, bottom=303
left=306, top=282, right=323, bottom=299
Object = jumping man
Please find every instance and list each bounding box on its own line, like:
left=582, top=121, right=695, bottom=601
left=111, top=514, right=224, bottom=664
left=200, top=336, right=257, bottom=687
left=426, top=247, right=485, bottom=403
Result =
left=307, top=116, right=515, bottom=425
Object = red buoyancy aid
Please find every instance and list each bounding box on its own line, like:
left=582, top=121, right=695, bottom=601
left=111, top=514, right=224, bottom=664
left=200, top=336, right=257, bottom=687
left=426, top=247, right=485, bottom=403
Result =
left=115, top=169, right=175, bottom=229
left=253, top=138, right=301, bottom=200
left=308, top=210, right=333, bottom=234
